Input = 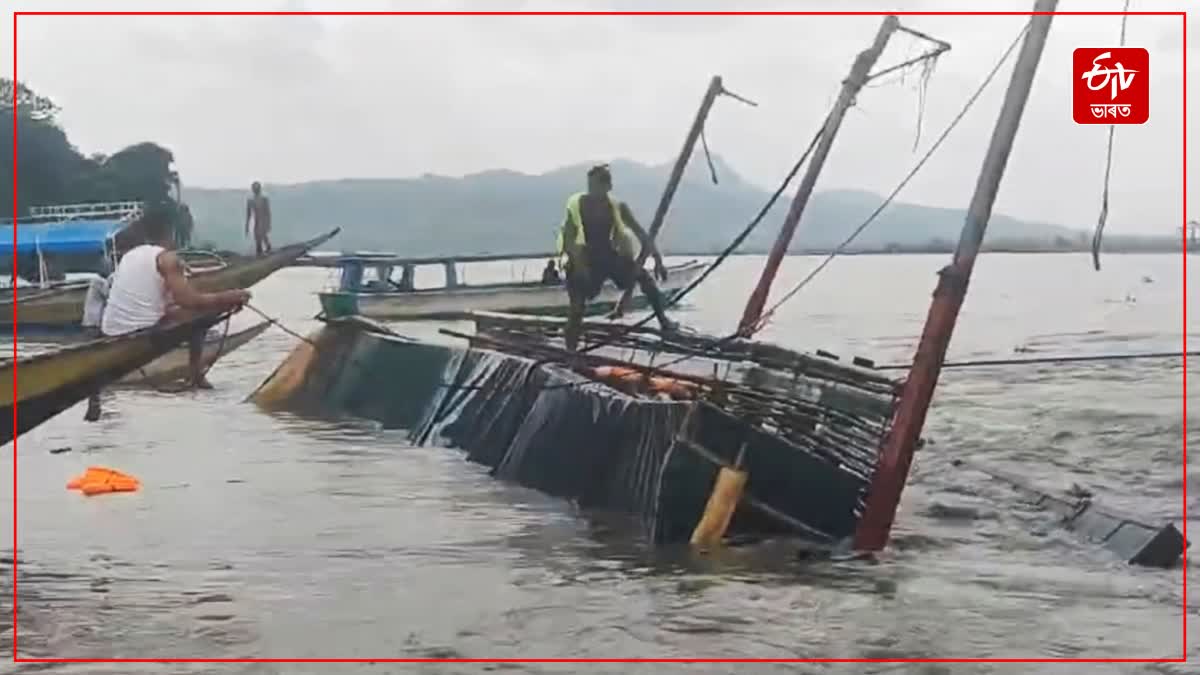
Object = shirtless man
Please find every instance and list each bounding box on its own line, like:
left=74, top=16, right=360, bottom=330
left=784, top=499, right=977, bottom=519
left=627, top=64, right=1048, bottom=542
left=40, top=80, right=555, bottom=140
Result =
left=245, top=181, right=272, bottom=257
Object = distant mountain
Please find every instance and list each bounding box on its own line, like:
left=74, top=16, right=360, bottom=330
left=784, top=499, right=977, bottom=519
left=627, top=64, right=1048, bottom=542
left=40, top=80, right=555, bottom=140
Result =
left=184, top=156, right=1087, bottom=255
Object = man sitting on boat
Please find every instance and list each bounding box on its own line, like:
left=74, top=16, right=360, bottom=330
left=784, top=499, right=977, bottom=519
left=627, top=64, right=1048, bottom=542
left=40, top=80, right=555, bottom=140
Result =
left=99, top=207, right=251, bottom=391
left=559, top=164, right=676, bottom=350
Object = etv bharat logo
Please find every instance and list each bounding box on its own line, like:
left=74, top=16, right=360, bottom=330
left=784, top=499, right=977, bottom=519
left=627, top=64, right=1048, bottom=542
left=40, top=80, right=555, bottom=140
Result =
left=1072, top=47, right=1149, bottom=124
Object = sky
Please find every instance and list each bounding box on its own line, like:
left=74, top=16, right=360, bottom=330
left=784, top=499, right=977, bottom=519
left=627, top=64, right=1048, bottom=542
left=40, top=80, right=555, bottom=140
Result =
left=2, top=0, right=1195, bottom=234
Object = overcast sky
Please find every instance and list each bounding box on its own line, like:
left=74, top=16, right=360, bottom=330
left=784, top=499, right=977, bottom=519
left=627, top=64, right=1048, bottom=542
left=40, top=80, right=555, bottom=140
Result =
left=2, top=0, right=1195, bottom=233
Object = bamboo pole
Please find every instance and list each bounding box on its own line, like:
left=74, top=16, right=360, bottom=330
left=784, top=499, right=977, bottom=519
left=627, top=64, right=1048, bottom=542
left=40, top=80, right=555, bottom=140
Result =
left=611, top=76, right=756, bottom=318
left=738, top=16, right=900, bottom=335
left=854, top=0, right=1058, bottom=552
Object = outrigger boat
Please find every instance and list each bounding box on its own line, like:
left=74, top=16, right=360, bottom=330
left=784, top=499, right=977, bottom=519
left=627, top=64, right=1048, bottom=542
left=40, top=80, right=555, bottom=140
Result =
left=311, top=252, right=707, bottom=321
left=0, top=311, right=236, bottom=446
left=2, top=224, right=342, bottom=331
left=250, top=6, right=1184, bottom=567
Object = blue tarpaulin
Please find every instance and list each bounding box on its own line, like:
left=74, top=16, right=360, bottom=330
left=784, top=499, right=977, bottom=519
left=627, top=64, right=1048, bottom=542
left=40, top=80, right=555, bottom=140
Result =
left=0, top=219, right=128, bottom=256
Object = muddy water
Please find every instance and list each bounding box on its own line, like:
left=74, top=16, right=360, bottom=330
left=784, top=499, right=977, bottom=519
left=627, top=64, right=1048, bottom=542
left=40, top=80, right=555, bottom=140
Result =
left=1, top=253, right=1193, bottom=674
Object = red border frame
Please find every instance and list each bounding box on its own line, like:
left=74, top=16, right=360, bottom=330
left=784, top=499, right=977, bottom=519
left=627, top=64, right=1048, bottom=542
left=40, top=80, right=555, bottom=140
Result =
left=7, top=9, right=1190, bottom=662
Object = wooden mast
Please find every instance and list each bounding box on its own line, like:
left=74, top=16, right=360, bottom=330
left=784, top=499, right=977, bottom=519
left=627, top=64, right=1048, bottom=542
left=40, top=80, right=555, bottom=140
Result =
left=612, top=75, right=756, bottom=317
left=854, top=0, right=1059, bottom=552
left=738, top=16, right=900, bottom=335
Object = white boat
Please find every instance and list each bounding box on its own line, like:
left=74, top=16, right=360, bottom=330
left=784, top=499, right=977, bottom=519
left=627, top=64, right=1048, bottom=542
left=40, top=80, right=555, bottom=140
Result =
left=315, top=254, right=707, bottom=321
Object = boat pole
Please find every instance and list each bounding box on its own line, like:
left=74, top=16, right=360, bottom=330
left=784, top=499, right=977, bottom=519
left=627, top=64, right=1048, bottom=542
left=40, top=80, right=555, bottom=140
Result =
left=738, top=16, right=899, bottom=335
left=613, top=75, right=755, bottom=317
left=853, top=0, right=1057, bottom=552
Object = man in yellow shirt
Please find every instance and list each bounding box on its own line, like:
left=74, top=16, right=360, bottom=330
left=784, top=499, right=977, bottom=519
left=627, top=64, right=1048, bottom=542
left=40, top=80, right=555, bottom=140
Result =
left=558, top=165, right=675, bottom=351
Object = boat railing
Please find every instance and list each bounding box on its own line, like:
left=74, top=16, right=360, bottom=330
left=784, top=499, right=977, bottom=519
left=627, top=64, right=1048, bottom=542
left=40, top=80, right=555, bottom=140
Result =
left=0, top=201, right=145, bottom=225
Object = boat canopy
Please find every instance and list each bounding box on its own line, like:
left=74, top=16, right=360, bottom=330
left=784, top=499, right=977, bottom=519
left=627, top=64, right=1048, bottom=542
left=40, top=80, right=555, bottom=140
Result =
left=0, top=219, right=128, bottom=256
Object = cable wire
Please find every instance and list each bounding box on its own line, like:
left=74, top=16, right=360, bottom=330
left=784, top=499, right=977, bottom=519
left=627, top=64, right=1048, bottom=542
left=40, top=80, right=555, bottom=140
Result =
left=748, top=18, right=1032, bottom=336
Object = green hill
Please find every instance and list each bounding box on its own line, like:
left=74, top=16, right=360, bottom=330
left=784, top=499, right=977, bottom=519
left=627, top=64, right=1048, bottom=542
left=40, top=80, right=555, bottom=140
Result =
left=185, top=156, right=1089, bottom=255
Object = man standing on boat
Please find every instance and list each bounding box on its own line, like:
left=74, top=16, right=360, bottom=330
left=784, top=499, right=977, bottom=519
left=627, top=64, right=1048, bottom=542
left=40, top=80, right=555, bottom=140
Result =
left=245, top=181, right=272, bottom=257
left=99, top=207, right=251, bottom=392
left=558, top=164, right=676, bottom=351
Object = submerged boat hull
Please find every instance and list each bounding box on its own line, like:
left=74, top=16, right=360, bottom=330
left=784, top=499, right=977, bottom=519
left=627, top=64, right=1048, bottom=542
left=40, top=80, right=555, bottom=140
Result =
left=316, top=260, right=707, bottom=321
left=248, top=317, right=898, bottom=545
left=0, top=314, right=229, bottom=445
left=2, top=228, right=341, bottom=331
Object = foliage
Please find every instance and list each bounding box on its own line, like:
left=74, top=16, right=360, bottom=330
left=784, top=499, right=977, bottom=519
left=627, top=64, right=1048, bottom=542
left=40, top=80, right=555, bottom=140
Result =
left=0, top=78, right=59, bottom=121
left=0, top=78, right=183, bottom=228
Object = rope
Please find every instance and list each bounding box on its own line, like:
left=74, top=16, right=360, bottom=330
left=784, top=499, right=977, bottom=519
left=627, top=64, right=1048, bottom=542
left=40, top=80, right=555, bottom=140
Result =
left=246, top=302, right=319, bottom=347
left=1090, top=0, right=1132, bottom=272
left=747, top=18, right=1032, bottom=336
left=875, top=349, right=1198, bottom=371
left=699, top=126, right=719, bottom=185
left=913, top=53, right=938, bottom=151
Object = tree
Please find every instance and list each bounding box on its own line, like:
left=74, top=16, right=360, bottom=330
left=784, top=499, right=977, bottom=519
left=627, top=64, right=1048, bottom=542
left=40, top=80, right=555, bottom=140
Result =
left=0, top=79, right=184, bottom=225
left=0, top=77, right=60, bottom=121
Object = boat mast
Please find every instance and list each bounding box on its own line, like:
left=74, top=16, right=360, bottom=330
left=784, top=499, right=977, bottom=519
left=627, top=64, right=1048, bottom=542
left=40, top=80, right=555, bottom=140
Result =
left=615, top=75, right=756, bottom=314
left=738, top=16, right=899, bottom=335
left=854, top=0, right=1058, bottom=552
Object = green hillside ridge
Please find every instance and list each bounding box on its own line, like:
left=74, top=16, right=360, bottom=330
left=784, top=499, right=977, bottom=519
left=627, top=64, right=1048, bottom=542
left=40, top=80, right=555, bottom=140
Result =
left=183, top=156, right=1158, bottom=256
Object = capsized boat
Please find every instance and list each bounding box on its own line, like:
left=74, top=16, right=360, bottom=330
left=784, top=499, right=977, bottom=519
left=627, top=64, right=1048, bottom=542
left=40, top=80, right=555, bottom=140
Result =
left=1, top=227, right=341, bottom=331
left=1, top=311, right=235, bottom=445
left=248, top=312, right=901, bottom=546
left=313, top=253, right=707, bottom=321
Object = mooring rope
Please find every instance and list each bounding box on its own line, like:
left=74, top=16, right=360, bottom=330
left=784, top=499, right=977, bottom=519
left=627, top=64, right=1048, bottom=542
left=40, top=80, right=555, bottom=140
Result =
left=245, top=302, right=319, bottom=348
left=1090, top=0, right=1132, bottom=272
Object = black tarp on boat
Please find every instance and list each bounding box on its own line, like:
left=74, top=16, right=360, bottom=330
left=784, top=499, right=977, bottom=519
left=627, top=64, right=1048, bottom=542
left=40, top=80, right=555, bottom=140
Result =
left=250, top=322, right=898, bottom=545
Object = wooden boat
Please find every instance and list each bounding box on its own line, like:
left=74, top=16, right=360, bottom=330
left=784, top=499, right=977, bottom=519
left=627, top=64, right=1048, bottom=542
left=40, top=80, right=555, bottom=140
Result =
left=1, top=227, right=341, bottom=331
left=114, top=320, right=270, bottom=387
left=313, top=253, right=707, bottom=321
left=0, top=312, right=234, bottom=445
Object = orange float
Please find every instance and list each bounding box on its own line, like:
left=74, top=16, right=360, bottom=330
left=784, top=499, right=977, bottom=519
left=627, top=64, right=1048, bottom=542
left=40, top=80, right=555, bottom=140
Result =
left=591, top=366, right=699, bottom=399
left=66, top=466, right=141, bottom=496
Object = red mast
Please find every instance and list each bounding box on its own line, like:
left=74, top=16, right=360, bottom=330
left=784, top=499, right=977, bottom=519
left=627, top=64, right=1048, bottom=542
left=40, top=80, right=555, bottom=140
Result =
left=854, top=0, right=1059, bottom=551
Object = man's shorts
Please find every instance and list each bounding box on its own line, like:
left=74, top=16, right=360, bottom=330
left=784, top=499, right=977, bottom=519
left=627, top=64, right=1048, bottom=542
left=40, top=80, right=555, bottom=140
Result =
left=565, top=249, right=638, bottom=302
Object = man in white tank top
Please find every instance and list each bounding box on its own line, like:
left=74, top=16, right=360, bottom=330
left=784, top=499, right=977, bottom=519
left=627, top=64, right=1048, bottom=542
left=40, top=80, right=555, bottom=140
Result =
left=90, top=208, right=250, bottom=414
